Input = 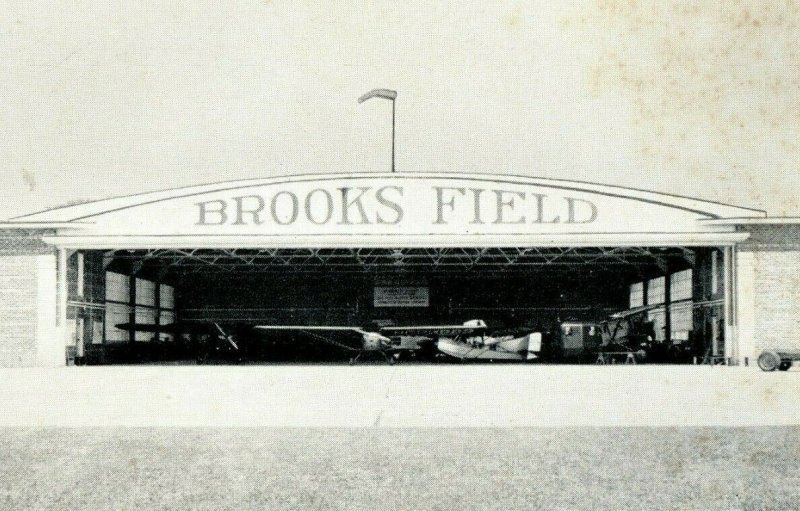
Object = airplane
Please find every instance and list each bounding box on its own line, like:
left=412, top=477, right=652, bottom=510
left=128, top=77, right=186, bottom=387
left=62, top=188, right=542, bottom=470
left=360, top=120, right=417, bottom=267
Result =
left=116, top=319, right=543, bottom=364
left=117, top=320, right=434, bottom=365
left=430, top=319, right=543, bottom=362
left=252, top=323, right=447, bottom=364
left=597, top=304, right=677, bottom=363
left=114, top=321, right=242, bottom=364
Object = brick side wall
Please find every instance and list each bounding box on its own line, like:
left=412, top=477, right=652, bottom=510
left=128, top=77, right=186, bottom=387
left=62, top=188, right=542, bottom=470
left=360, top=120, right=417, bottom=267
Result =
left=0, top=232, right=55, bottom=367
left=749, top=251, right=800, bottom=354
left=739, top=226, right=800, bottom=355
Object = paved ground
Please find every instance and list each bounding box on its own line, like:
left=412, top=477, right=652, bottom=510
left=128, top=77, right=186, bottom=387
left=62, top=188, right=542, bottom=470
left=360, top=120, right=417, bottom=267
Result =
left=0, top=428, right=798, bottom=510
left=1, top=366, right=798, bottom=509
left=0, top=365, right=797, bottom=426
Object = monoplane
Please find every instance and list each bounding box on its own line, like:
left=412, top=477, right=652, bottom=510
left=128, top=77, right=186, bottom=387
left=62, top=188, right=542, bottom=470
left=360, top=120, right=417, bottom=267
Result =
left=431, top=320, right=543, bottom=362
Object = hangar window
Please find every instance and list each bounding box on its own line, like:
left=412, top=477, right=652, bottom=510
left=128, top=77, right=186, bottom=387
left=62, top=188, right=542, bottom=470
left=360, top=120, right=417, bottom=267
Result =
left=647, top=276, right=665, bottom=305
left=629, top=282, right=644, bottom=308
left=160, top=285, right=175, bottom=309
left=670, top=269, right=692, bottom=302
left=136, top=279, right=157, bottom=307
left=105, top=303, right=130, bottom=342
left=105, top=272, right=129, bottom=303
left=160, top=285, right=176, bottom=342
left=105, top=272, right=131, bottom=343
left=670, top=301, right=693, bottom=341
left=92, top=319, right=103, bottom=345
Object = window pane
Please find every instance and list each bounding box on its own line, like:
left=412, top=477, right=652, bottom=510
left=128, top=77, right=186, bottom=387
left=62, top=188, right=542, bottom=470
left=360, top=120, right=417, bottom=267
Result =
left=670, top=269, right=693, bottom=302
left=105, top=303, right=131, bottom=342
left=647, top=276, right=665, bottom=305
left=105, top=272, right=129, bottom=302
left=670, top=301, right=693, bottom=341
left=160, top=285, right=175, bottom=310
left=136, top=279, right=157, bottom=307
left=629, top=282, right=644, bottom=308
left=134, top=307, right=157, bottom=341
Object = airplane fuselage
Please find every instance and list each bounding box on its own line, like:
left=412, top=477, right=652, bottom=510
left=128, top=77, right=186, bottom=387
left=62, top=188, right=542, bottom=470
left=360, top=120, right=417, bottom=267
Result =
left=436, top=333, right=541, bottom=361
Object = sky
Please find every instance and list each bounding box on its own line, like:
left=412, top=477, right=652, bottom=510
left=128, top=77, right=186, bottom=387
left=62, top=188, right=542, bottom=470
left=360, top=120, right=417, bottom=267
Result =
left=1, top=0, right=798, bottom=219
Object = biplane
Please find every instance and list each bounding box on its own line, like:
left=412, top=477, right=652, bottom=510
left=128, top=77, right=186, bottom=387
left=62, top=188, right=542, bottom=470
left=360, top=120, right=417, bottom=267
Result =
left=596, top=304, right=662, bottom=362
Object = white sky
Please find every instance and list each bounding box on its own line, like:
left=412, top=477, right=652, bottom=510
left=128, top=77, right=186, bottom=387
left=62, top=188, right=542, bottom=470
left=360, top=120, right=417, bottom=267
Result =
left=1, top=1, right=798, bottom=219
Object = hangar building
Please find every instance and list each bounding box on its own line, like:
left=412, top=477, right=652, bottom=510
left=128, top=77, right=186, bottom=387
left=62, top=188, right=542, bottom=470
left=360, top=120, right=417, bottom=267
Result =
left=0, top=173, right=797, bottom=368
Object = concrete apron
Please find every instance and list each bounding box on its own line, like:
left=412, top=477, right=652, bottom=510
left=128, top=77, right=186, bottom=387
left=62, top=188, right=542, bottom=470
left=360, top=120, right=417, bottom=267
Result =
left=0, top=365, right=797, bottom=427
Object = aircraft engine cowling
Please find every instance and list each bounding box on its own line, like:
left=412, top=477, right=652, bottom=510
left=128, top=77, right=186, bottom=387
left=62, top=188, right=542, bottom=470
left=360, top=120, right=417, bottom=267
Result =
left=362, top=332, right=392, bottom=351
left=462, top=319, right=487, bottom=328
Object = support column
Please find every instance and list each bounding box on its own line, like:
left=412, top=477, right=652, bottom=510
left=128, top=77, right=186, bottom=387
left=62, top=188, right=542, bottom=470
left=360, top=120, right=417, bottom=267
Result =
left=723, top=246, right=737, bottom=364
left=35, top=251, right=61, bottom=367
left=128, top=274, right=136, bottom=344
left=664, top=271, right=672, bottom=343
left=155, top=280, right=161, bottom=341
left=57, top=248, right=69, bottom=362
left=736, top=249, right=756, bottom=366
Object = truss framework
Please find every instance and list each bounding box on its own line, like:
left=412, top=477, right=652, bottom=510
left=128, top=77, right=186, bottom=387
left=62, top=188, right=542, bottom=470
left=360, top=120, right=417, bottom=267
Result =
left=102, top=246, right=696, bottom=275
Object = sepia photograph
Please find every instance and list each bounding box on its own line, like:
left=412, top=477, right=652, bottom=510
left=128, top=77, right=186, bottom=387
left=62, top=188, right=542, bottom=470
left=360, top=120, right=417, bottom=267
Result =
left=0, top=1, right=799, bottom=509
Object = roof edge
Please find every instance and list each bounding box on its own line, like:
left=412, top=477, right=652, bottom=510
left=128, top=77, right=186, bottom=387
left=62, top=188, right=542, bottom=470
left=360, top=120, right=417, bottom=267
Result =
left=12, top=171, right=767, bottom=222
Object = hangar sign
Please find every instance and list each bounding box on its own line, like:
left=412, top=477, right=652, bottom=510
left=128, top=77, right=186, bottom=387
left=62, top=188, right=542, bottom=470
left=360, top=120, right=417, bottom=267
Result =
left=11, top=173, right=763, bottom=247
left=194, top=185, right=598, bottom=227
left=374, top=287, right=430, bottom=307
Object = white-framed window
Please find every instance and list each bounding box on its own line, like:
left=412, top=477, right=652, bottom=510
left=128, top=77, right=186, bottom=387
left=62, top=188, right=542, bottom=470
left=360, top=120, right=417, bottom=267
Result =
left=647, top=276, right=665, bottom=305
left=105, top=272, right=129, bottom=303
left=134, top=307, right=158, bottom=342
left=670, top=301, right=693, bottom=341
left=92, top=319, right=104, bottom=345
left=160, top=310, right=176, bottom=342
left=670, top=269, right=692, bottom=302
left=136, top=279, right=157, bottom=307
left=160, top=285, right=175, bottom=310
left=104, top=303, right=131, bottom=342
left=629, top=282, right=644, bottom=308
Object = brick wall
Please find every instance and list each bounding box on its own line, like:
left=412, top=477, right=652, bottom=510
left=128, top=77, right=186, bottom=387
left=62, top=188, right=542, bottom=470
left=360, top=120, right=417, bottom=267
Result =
left=738, top=226, right=800, bottom=357
left=751, top=251, right=800, bottom=353
left=0, top=231, right=56, bottom=367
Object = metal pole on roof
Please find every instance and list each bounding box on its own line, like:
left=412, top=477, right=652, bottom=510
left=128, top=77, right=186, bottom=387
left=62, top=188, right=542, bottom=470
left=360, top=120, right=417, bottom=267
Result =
left=358, top=89, right=398, bottom=173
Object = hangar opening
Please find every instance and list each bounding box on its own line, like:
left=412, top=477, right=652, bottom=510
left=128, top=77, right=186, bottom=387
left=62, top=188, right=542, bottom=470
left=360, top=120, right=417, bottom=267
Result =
left=64, top=245, right=731, bottom=365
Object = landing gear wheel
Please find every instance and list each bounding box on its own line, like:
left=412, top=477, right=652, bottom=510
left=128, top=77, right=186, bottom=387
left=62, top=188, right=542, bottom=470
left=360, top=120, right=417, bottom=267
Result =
left=758, top=351, right=781, bottom=372
left=779, top=361, right=792, bottom=371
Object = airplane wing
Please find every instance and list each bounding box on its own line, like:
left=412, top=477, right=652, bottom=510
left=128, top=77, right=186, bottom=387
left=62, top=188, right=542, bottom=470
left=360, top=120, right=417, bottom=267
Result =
left=253, top=325, right=373, bottom=336
left=115, top=321, right=239, bottom=349
left=114, top=322, right=202, bottom=334
left=253, top=325, right=369, bottom=352
left=609, top=304, right=663, bottom=319
left=380, top=324, right=487, bottom=337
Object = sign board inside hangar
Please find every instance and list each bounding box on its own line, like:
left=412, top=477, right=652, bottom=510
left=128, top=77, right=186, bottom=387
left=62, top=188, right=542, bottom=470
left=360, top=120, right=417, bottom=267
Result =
left=374, top=287, right=430, bottom=307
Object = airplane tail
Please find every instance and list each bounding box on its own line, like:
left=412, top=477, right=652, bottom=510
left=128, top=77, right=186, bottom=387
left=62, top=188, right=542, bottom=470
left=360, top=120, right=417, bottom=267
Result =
left=526, top=333, right=542, bottom=360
